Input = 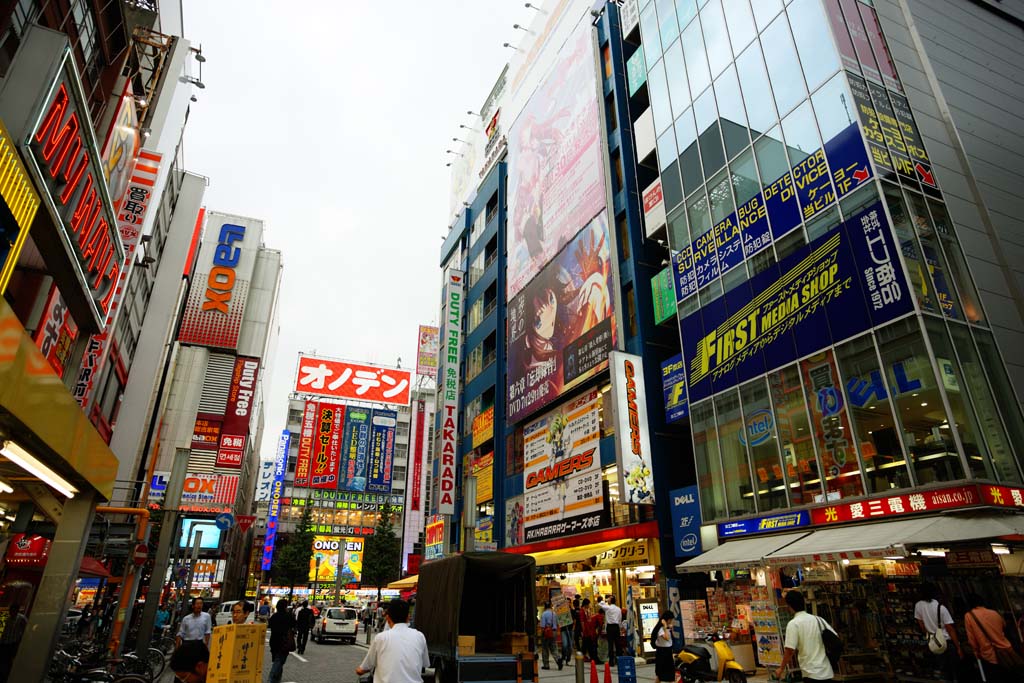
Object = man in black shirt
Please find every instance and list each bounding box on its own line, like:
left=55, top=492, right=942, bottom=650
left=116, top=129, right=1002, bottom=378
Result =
left=268, top=600, right=296, bottom=683
left=296, top=600, right=314, bottom=654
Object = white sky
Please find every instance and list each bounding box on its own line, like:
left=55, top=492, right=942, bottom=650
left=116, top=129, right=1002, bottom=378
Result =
left=179, top=1, right=524, bottom=459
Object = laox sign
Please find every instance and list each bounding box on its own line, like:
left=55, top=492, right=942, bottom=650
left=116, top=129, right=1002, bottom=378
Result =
left=203, top=223, right=246, bottom=313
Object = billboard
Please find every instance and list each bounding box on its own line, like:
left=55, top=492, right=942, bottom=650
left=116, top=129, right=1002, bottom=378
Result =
left=216, top=356, right=260, bottom=468
left=425, top=515, right=446, bottom=561
left=262, top=431, right=291, bottom=571
left=340, top=406, right=372, bottom=491
left=148, top=472, right=239, bottom=507
left=310, top=536, right=341, bottom=583
left=472, top=406, right=494, bottom=449
left=506, top=18, right=606, bottom=299
left=437, top=269, right=464, bottom=515
left=681, top=201, right=914, bottom=404
left=295, top=355, right=412, bottom=406
left=310, top=402, right=345, bottom=489
left=507, top=214, right=616, bottom=423
left=366, top=409, right=397, bottom=493
left=33, top=284, right=78, bottom=376
left=416, top=325, right=440, bottom=378
left=178, top=214, right=263, bottom=349
left=99, top=80, right=140, bottom=208
left=523, top=390, right=605, bottom=543
left=609, top=352, right=655, bottom=505
left=294, top=400, right=318, bottom=487
left=191, top=413, right=223, bottom=450
left=472, top=451, right=494, bottom=505
left=505, top=495, right=525, bottom=547
left=661, top=354, right=688, bottom=423
left=410, top=399, right=426, bottom=511
left=651, top=267, right=675, bottom=325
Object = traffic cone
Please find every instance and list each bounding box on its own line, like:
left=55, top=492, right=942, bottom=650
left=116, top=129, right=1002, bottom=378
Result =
left=590, top=660, right=598, bottom=683
left=604, top=661, right=612, bottom=683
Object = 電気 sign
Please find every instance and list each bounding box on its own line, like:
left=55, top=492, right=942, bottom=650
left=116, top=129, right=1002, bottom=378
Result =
left=262, top=431, right=291, bottom=570
left=295, top=355, right=412, bottom=406
left=810, top=485, right=980, bottom=526
left=661, top=354, right=688, bottom=423
left=437, top=268, right=464, bottom=515
left=523, top=390, right=605, bottom=543
left=681, top=201, right=913, bottom=404
left=609, top=352, right=655, bottom=505
left=216, top=356, right=259, bottom=468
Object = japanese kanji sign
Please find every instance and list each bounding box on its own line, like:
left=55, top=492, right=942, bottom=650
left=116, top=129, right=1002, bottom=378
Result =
left=410, top=399, right=426, bottom=511
left=295, top=356, right=412, bottom=406
left=215, top=356, right=259, bottom=469
left=366, top=409, right=397, bottom=494
left=294, top=400, right=318, bottom=487
left=437, top=268, right=464, bottom=515
left=192, top=413, right=223, bottom=450
left=809, top=485, right=980, bottom=525
left=310, top=402, right=344, bottom=490
left=340, top=407, right=371, bottom=492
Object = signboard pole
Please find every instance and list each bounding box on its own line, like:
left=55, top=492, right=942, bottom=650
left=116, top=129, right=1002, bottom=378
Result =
left=180, top=530, right=203, bottom=615
left=135, top=448, right=189, bottom=657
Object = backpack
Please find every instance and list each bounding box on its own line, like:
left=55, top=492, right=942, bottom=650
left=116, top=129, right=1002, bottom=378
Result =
left=817, top=617, right=843, bottom=670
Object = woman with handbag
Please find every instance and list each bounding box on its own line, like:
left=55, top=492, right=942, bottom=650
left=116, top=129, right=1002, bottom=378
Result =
left=649, top=611, right=676, bottom=683
left=964, top=593, right=1024, bottom=679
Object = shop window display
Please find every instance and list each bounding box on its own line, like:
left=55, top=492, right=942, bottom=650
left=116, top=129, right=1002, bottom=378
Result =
left=768, top=364, right=822, bottom=506
left=692, top=400, right=727, bottom=521
left=739, top=377, right=789, bottom=512
left=715, top=389, right=756, bottom=516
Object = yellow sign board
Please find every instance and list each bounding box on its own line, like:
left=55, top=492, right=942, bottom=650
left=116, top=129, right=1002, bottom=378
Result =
left=594, top=539, right=660, bottom=570
left=0, top=118, right=41, bottom=294
left=207, top=623, right=266, bottom=683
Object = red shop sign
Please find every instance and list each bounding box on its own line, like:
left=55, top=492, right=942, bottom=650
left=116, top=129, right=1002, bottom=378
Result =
left=810, top=485, right=981, bottom=525
left=6, top=533, right=51, bottom=566
left=978, top=484, right=1024, bottom=509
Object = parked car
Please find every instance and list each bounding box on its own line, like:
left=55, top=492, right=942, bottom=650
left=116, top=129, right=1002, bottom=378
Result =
left=312, top=606, right=359, bottom=644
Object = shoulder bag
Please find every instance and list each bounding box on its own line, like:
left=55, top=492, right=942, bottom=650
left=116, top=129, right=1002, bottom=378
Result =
left=928, top=603, right=949, bottom=654
left=968, top=609, right=1024, bottom=673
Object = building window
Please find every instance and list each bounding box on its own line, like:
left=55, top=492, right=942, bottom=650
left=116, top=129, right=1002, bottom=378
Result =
left=625, top=285, right=638, bottom=338
left=739, top=378, right=788, bottom=512
left=692, top=400, right=727, bottom=521
left=715, top=389, right=756, bottom=516
left=768, top=364, right=821, bottom=507
left=466, top=345, right=484, bottom=382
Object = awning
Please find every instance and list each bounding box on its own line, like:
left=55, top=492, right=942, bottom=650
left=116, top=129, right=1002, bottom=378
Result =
left=764, top=514, right=1024, bottom=565
left=79, top=556, right=111, bottom=578
left=387, top=574, right=418, bottom=590
left=529, top=539, right=631, bottom=567
left=676, top=532, right=810, bottom=573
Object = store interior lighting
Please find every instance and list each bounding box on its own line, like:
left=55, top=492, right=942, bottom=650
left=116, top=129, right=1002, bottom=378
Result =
left=918, top=549, right=947, bottom=557
left=992, top=544, right=1011, bottom=555
left=1, top=441, right=78, bottom=498
left=0, top=479, right=12, bottom=494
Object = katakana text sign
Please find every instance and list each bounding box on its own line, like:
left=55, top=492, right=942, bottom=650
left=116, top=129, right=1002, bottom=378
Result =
left=295, top=356, right=412, bottom=406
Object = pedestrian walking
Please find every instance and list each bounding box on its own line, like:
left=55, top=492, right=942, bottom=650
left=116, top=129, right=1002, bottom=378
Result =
left=598, top=595, right=623, bottom=666
left=559, top=615, right=574, bottom=668
left=154, top=604, right=171, bottom=638
left=0, top=602, right=28, bottom=683
left=176, top=598, right=212, bottom=649
left=257, top=598, right=271, bottom=623
left=914, top=582, right=962, bottom=679
left=964, top=593, right=1024, bottom=679
left=295, top=600, right=314, bottom=654
left=774, top=590, right=836, bottom=683
left=356, top=599, right=429, bottom=683
left=572, top=597, right=582, bottom=652
left=76, top=604, right=92, bottom=638
left=650, top=611, right=676, bottom=683
left=229, top=601, right=252, bottom=625
left=169, top=640, right=209, bottom=682
left=268, top=599, right=296, bottom=683
left=540, top=602, right=560, bottom=670
left=580, top=599, right=601, bottom=664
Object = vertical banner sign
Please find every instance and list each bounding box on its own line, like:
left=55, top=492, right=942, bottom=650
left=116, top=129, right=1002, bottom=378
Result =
left=661, top=354, right=689, bottom=423
left=33, top=284, right=78, bottom=376
left=609, top=352, right=656, bottom=505
left=294, top=400, right=318, bottom=486
left=416, top=325, right=440, bottom=378
left=216, top=356, right=260, bottom=468
left=438, top=269, right=464, bottom=515
left=310, top=403, right=345, bottom=489
left=669, top=486, right=702, bottom=558
left=262, top=431, right=290, bottom=571
left=411, top=399, right=426, bottom=511
left=341, top=407, right=371, bottom=491
left=366, top=409, right=398, bottom=493
left=425, top=515, right=446, bottom=561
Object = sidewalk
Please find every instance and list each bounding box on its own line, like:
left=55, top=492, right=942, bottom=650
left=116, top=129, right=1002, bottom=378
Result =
left=536, top=658, right=773, bottom=683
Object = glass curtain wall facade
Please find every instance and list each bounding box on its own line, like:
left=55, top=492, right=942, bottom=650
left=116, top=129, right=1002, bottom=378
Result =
left=635, top=0, right=1024, bottom=524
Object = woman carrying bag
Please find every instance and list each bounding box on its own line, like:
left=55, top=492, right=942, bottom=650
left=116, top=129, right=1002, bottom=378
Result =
left=650, top=611, right=676, bottom=683
left=964, top=593, right=1024, bottom=679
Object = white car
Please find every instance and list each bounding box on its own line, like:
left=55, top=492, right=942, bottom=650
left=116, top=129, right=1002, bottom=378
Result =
left=312, top=606, right=359, bottom=644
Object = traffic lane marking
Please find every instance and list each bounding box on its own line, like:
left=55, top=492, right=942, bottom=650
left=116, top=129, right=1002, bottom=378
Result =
left=290, top=652, right=309, bottom=662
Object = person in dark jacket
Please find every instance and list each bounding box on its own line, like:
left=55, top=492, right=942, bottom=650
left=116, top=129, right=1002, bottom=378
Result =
left=268, top=599, right=296, bottom=683
left=295, top=601, right=314, bottom=654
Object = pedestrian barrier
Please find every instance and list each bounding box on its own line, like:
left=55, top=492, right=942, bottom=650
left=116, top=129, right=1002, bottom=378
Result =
left=590, top=659, right=599, bottom=683
left=603, top=661, right=611, bottom=683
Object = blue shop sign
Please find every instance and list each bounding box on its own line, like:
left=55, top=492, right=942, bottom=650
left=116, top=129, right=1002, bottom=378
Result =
left=717, top=510, right=810, bottom=538
left=661, top=354, right=688, bottom=423
left=670, top=486, right=702, bottom=558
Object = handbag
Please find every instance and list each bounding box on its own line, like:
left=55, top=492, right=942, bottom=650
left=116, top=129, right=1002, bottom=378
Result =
left=928, top=603, right=949, bottom=654
left=284, top=627, right=297, bottom=653
left=543, top=625, right=555, bottom=640
left=968, top=610, right=1024, bottom=672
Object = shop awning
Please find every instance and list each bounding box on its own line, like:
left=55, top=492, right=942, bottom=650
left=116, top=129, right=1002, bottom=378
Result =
left=675, top=532, right=810, bottom=573
left=529, top=539, right=631, bottom=567
left=387, top=575, right=418, bottom=590
left=78, top=556, right=111, bottom=578
left=764, top=514, right=1024, bottom=565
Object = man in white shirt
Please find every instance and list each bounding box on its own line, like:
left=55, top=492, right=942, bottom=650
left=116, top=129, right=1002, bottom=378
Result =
left=598, top=596, right=623, bottom=666
left=774, top=590, right=834, bottom=683
left=913, top=583, right=961, bottom=678
left=176, top=597, right=212, bottom=648
left=357, top=599, right=430, bottom=683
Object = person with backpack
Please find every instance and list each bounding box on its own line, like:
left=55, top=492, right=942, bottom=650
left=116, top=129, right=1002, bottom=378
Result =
left=914, top=582, right=962, bottom=679
left=773, top=590, right=838, bottom=682
left=649, top=610, right=676, bottom=683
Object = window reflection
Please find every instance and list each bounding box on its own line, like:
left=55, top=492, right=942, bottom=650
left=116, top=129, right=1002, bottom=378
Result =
left=714, top=66, right=750, bottom=159
left=708, top=169, right=734, bottom=225
left=740, top=378, right=789, bottom=511
left=760, top=15, right=807, bottom=116
left=657, top=128, right=678, bottom=173
left=768, top=364, right=822, bottom=506
left=903, top=189, right=963, bottom=321
left=648, top=59, right=674, bottom=134
left=881, top=182, right=939, bottom=315
left=667, top=204, right=690, bottom=249
left=722, top=0, right=756, bottom=56
left=788, top=0, right=841, bottom=91
left=811, top=72, right=856, bottom=143
left=716, top=390, right=756, bottom=516
left=675, top=108, right=703, bottom=194
left=692, top=400, right=727, bottom=520
left=694, top=89, right=726, bottom=176
left=926, top=198, right=986, bottom=324
left=682, top=19, right=712, bottom=96
left=687, top=190, right=712, bottom=238
left=675, top=0, right=698, bottom=29
left=974, top=330, right=1024, bottom=477
left=754, top=125, right=788, bottom=187
left=640, top=1, right=663, bottom=59
left=700, top=0, right=732, bottom=78
left=730, top=148, right=759, bottom=206
left=781, top=101, right=821, bottom=167
left=735, top=43, right=777, bottom=137
left=663, top=40, right=691, bottom=113
left=656, top=0, right=680, bottom=47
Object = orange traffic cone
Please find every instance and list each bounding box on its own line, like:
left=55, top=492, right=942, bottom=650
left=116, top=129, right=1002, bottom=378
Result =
left=604, top=661, right=612, bottom=683
left=590, top=660, right=599, bottom=683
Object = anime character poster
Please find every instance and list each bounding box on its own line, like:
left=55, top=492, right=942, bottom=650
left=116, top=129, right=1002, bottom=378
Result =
left=507, top=214, right=616, bottom=424
left=504, top=495, right=525, bottom=547
left=506, top=18, right=607, bottom=300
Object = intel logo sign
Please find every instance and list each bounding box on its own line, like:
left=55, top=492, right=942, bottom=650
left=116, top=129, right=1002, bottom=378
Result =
left=739, top=409, right=773, bottom=446
left=680, top=534, right=698, bottom=553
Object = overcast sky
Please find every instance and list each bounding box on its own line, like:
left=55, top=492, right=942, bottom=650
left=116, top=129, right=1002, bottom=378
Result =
left=179, top=1, right=523, bottom=459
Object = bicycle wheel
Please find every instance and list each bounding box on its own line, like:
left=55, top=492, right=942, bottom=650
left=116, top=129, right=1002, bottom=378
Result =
left=113, top=676, right=151, bottom=683
left=158, top=635, right=176, bottom=654
left=145, top=647, right=165, bottom=678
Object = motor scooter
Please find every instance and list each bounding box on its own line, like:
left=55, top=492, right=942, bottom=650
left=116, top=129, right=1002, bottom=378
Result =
left=675, top=630, right=747, bottom=683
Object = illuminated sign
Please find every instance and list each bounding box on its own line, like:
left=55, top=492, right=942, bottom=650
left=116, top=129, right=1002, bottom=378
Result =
left=366, top=409, right=397, bottom=494
left=437, top=269, right=463, bottom=515
left=295, top=355, right=412, bottom=406
left=739, top=409, right=774, bottom=447
left=204, top=223, right=246, bottom=313
left=718, top=511, right=811, bottom=538
left=148, top=472, right=239, bottom=506
left=0, top=118, right=40, bottom=295
left=425, top=515, right=446, bottom=561
left=810, top=485, right=980, bottom=525
left=262, top=431, right=291, bottom=571
left=410, top=399, right=426, bottom=511
left=661, top=354, right=688, bottom=423
left=669, top=486, right=701, bottom=558
left=472, top=406, right=494, bottom=449
left=610, top=352, right=655, bottom=505
left=311, top=402, right=345, bottom=490
left=294, top=400, right=317, bottom=486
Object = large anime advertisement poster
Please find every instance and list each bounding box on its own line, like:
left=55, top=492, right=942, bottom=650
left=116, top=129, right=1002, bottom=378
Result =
left=506, top=18, right=606, bottom=300
left=507, top=215, right=616, bottom=424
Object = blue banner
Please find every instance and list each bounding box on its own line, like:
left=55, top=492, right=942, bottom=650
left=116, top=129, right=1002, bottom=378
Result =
left=262, top=430, right=291, bottom=571
left=669, top=486, right=702, bottom=558
left=341, top=408, right=371, bottom=491
left=661, top=354, right=688, bottom=423
left=718, top=510, right=810, bottom=538
left=681, top=200, right=914, bottom=404
left=366, top=409, right=397, bottom=493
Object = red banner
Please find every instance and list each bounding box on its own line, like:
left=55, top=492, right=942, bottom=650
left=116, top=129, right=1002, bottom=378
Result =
left=810, top=485, right=981, bottom=525
left=295, top=356, right=412, bottom=406
left=294, top=400, right=318, bottom=486
left=216, top=356, right=260, bottom=468
left=191, top=413, right=223, bottom=450
left=411, top=400, right=425, bottom=511
left=979, top=484, right=1024, bottom=509
left=310, top=403, right=345, bottom=489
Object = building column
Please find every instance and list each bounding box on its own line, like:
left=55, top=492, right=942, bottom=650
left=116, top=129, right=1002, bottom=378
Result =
left=13, top=490, right=97, bottom=680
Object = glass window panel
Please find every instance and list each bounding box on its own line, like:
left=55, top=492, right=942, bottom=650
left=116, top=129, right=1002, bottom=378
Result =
left=692, top=400, right=727, bottom=520
left=740, top=378, right=789, bottom=511
left=768, top=364, right=822, bottom=506
left=781, top=101, right=821, bottom=167
left=722, top=0, right=756, bottom=55
left=640, top=1, right=663, bottom=59
left=675, top=108, right=704, bottom=194
left=752, top=0, right=783, bottom=31
left=687, top=190, right=712, bottom=238
left=903, top=189, right=963, bottom=321
left=667, top=204, right=690, bottom=248
left=787, top=0, right=841, bottom=91
left=735, top=43, right=777, bottom=137
left=648, top=59, right=674, bottom=134
left=761, top=15, right=807, bottom=116
left=881, top=183, right=939, bottom=314
left=714, top=66, right=750, bottom=159
left=805, top=205, right=840, bottom=242
left=694, top=89, right=726, bottom=176
left=835, top=334, right=911, bottom=494
left=722, top=261, right=748, bottom=293
left=875, top=318, right=965, bottom=485
left=754, top=125, right=789, bottom=186
left=715, top=390, right=756, bottom=516
left=656, top=0, right=681, bottom=47
left=662, top=161, right=685, bottom=210
left=699, top=278, right=723, bottom=304
left=700, top=0, right=732, bottom=78
left=948, top=323, right=1020, bottom=483
left=749, top=244, right=777, bottom=277
left=663, top=40, right=691, bottom=114
left=681, top=20, right=712, bottom=96
left=974, top=330, right=1024, bottom=479
left=811, top=72, right=856, bottom=144
left=657, top=127, right=678, bottom=172
left=927, top=198, right=986, bottom=325
left=800, top=350, right=866, bottom=499
left=675, top=0, right=698, bottom=29
left=681, top=292, right=700, bottom=316
left=774, top=228, right=806, bottom=261
left=708, top=169, right=734, bottom=225
left=730, top=148, right=759, bottom=206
